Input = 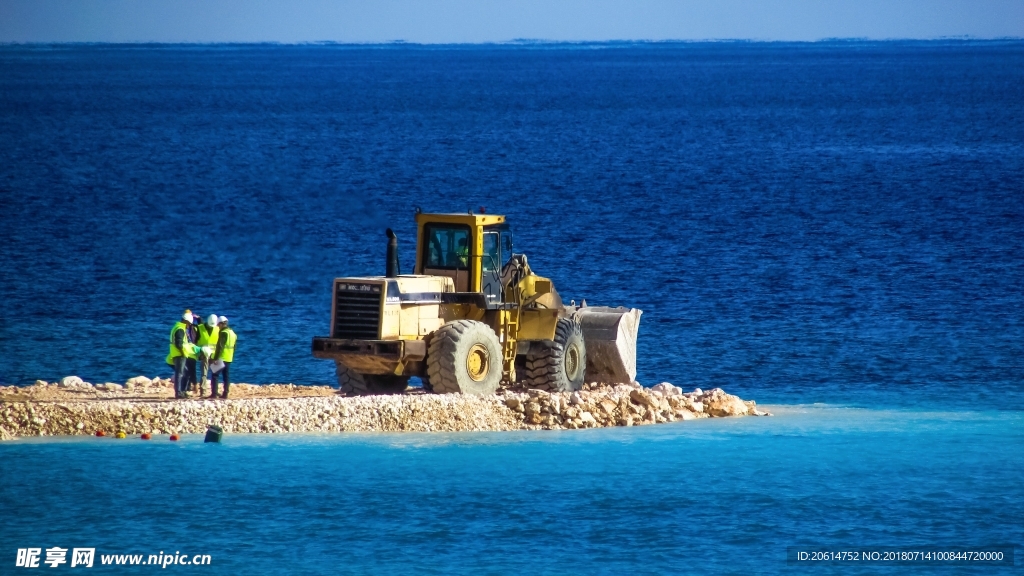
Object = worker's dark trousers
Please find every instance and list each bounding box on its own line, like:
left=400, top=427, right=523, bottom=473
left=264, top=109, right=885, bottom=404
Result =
left=173, top=357, right=188, bottom=396
left=210, top=363, right=231, bottom=398
left=185, top=358, right=198, bottom=392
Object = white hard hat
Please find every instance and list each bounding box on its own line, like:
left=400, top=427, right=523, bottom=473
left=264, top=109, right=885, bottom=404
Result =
left=206, top=314, right=218, bottom=326
left=218, top=315, right=229, bottom=324
left=182, top=311, right=194, bottom=322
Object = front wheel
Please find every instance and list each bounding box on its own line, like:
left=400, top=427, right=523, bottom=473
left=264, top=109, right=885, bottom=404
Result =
left=426, top=320, right=502, bottom=395
left=524, top=317, right=587, bottom=392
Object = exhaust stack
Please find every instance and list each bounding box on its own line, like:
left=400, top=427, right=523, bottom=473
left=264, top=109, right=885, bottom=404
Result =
left=386, top=228, right=399, bottom=278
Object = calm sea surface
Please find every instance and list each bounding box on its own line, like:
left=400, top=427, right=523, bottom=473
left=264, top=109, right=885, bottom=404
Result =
left=1, top=43, right=1022, bottom=573
left=2, top=408, right=1022, bottom=574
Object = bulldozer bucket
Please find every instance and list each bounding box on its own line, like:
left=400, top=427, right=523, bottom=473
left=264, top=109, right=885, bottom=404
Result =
left=575, top=306, right=643, bottom=385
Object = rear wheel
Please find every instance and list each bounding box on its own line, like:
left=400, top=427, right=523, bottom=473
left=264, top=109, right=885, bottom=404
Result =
left=368, top=375, right=409, bottom=395
left=426, top=320, right=502, bottom=395
left=525, top=317, right=586, bottom=392
left=513, top=354, right=529, bottom=385
left=335, top=361, right=409, bottom=396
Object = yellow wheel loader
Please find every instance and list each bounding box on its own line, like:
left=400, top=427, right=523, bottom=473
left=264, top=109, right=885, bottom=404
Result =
left=312, top=211, right=642, bottom=395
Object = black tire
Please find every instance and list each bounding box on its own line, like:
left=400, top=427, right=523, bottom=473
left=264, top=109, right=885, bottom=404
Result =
left=335, top=361, right=369, bottom=395
left=426, top=320, right=502, bottom=395
left=420, top=332, right=435, bottom=392
left=369, top=375, right=410, bottom=395
left=513, top=354, right=529, bottom=384
left=525, top=317, right=586, bottom=392
left=335, top=361, right=408, bottom=396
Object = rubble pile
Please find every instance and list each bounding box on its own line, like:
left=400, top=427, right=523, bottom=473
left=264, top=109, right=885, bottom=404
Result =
left=503, top=382, right=769, bottom=430
left=0, top=376, right=768, bottom=441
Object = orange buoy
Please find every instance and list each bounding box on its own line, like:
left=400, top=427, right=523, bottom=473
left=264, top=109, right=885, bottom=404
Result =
left=95, top=430, right=105, bottom=437
left=169, top=434, right=179, bottom=441
left=141, top=433, right=151, bottom=440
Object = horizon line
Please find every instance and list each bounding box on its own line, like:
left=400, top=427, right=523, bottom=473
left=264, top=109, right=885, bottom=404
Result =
left=3, top=37, right=1024, bottom=48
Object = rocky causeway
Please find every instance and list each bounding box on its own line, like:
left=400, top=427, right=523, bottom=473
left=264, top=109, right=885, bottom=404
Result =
left=0, top=376, right=769, bottom=441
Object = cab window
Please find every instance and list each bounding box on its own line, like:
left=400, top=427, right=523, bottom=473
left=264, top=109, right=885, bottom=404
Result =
left=482, top=232, right=500, bottom=271
left=424, top=224, right=471, bottom=269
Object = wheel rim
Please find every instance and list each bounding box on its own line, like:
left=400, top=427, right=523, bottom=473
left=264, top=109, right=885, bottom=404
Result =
left=565, top=344, right=581, bottom=381
left=466, top=343, right=489, bottom=382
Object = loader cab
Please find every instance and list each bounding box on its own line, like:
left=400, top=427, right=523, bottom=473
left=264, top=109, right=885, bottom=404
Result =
left=481, top=223, right=513, bottom=303
left=415, top=212, right=512, bottom=303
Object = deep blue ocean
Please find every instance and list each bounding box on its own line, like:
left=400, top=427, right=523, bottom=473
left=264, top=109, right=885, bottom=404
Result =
left=1, top=43, right=1022, bottom=573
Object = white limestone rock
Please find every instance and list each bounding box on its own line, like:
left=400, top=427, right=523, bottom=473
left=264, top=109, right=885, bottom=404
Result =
left=704, top=388, right=749, bottom=417
left=59, top=376, right=84, bottom=387
left=651, top=382, right=682, bottom=396
left=126, top=376, right=152, bottom=388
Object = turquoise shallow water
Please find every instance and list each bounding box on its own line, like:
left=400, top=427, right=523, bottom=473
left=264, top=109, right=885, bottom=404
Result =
left=2, top=406, right=1021, bottom=574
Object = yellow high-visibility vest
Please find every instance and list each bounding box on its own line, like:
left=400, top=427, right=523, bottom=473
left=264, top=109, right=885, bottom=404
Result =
left=220, top=328, right=237, bottom=363
left=197, top=324, right=220, bottom=353
left=166, top=321, right=197, bottom=364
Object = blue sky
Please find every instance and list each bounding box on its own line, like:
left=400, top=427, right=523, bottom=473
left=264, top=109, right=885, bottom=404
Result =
left=1, top=0, right=1022, bottom=43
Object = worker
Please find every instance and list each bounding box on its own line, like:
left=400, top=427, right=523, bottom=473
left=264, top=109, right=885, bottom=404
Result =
left=166, top=310, right=199, bottom=399
left=209, top=315, right=236, bottom=399
left=456, top=237, right=469, bottom=266
left=195, top=313, right=220, bottom=397
left=184, top=312, right=200, bottom=395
